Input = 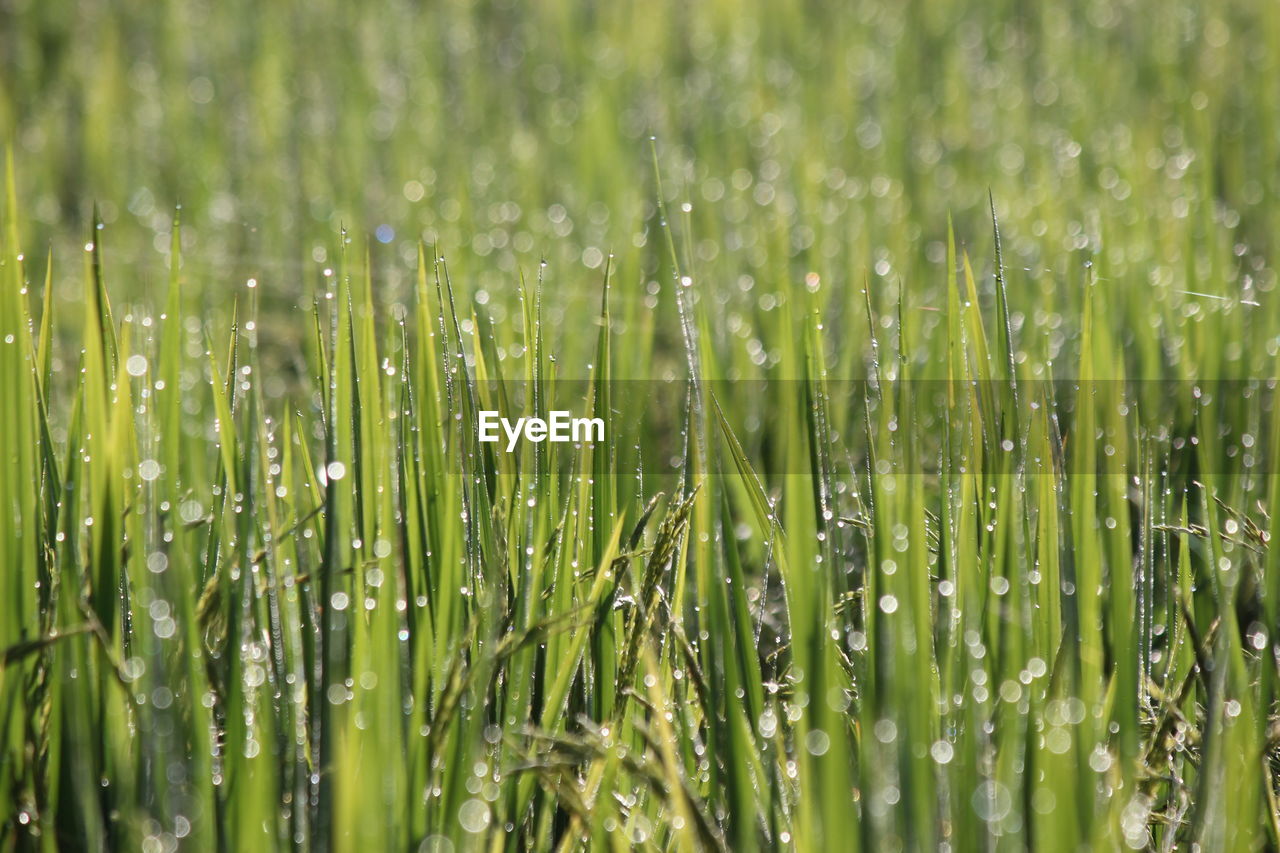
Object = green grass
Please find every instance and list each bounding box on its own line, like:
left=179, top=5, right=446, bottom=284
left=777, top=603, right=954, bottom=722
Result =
left=3, top=1, right=1280, bottom=850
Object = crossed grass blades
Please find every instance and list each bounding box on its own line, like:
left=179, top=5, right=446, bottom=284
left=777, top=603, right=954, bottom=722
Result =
left=3, top=143, right=1280, bottom=850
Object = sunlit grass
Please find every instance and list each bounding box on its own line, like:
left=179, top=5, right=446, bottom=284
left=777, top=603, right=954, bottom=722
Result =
left=3, top=1, right=1280, bottom=850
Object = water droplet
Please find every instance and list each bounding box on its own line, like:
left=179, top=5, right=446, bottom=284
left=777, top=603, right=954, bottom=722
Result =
left=125, top=354, right=148, bottom=376
left=458, top=799, right=491, bottom=833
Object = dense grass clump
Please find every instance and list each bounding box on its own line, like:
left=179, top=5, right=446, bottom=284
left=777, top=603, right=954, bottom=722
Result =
left=3, top=0, right=1280, bottom=850
left=2, top=157, right=1279, bottom=850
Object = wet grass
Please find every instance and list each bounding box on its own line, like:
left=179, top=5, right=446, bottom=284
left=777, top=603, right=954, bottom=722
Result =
left=3, top=1, right=1280, bottom=850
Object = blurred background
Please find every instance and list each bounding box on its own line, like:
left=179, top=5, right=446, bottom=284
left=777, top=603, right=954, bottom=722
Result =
left=1, top=0, right=1276, bottom=376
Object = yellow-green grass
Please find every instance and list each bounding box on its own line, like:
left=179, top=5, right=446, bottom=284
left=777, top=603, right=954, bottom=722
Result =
left=3, top=0, right=1280, bottom=850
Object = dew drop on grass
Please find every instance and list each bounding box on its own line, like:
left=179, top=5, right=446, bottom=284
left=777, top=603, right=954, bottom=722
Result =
left=873, top=719, right=897, bottom=743
left=418, top=836, right=453, bottom=853
left=458, top=799, right=491, bottom=833
left=804, top=729, right=830, bottom=755
left=122, top=657, right=146, bottom=681
left=972, top=780, right=1012, bottom=823
left=126, top=354, right=149, bottom=376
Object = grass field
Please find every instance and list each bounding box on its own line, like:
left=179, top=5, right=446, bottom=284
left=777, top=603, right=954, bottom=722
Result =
left=2, top=1, right=1280, bottom=850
